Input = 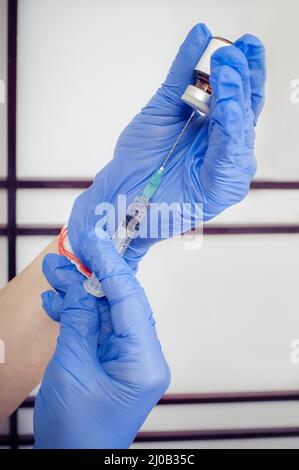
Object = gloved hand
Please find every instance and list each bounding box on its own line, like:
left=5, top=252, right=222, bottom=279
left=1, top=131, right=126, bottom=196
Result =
left=68, top=23, right=266, bottom=271
left=34, top=230, right=170, bottom=449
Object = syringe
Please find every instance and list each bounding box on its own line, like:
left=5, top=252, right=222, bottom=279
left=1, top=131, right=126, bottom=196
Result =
left=84, top=110, right=196, bottom=298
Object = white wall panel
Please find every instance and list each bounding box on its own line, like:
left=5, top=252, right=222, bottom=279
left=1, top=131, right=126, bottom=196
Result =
left=142, top=402, right=299, bottom=431
left=16, top=236, right=54, bottom=274
left=0, top=237, right=7, bottom=287
left=0, top=190, right=7, bottom=225
left=17, top=0, right=299, bottom=180
left=207, top=190, right=299, bottom=226
left=17, top=189, right=81, bottom=225
left=0, top=0, right=7, bottom=178
left=138, top=234, right=299, bottom=393
left=16, top=188, right=299, bottom=226
left=18, top=409, right=33, bottom=435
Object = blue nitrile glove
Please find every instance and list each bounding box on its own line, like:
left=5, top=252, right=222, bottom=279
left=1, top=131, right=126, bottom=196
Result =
left=34, top=230, right=170, bottom=449
left=68, top=23, right=266, bottom=271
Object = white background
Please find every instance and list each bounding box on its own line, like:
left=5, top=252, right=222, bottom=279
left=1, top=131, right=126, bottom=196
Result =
left=1, top=0, right=299, bottom=449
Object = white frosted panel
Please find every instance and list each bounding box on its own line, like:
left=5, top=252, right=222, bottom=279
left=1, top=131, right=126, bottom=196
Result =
left=17, top=188, right=299, bottom=226
left=0, top=0, right=7, bottom=177
left=0, top=190, right=7, bottom=225
left=17, top=189, right=81, bottom=225
left=207, top=190, right=299, bottom=225
left=132, top=438, right=299, bottom=449
left=142, top=402, right=299, bottom=431
left=18, top=0, right=157, bottom=178
left=17, top=0, right=299, bottom=180
left=18, top=409, right=33, bottom=435
left=16, top=236, right=54, bottom=274
left=138, top=234, right=299, bottom=393
left=0, top=237, right=7, bottom=287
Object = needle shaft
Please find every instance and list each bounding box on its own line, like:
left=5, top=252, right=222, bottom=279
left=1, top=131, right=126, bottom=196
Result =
left=161, top=111, right=196, bottom=169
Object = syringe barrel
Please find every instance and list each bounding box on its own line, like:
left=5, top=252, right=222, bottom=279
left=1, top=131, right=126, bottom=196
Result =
left=83, top=197, right=149, bottom=298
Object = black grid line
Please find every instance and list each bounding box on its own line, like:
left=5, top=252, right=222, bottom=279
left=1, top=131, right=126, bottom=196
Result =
left=20, top=389, right=299, bottom=407
left=2, top=225, right=299, bottom=238
left=7, top=0, right=17, bottom=280
left=2, top=0, right=299, bottom=448
left=2, top=426, right=299, bottom=447
left=9, top=224, right=299, bottom=236
left=2, top=427, right=299, bottom=447
left=2, top=178, right=299, bottom=190
left=134, top=427, right=299, bottom=443
left=6, top=0, right=18, bottom=451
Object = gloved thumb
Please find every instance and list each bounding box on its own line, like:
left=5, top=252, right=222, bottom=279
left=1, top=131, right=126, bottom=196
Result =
left=56, top=282, right=100, bottom=347
left=42, top=290, right=64, bottom=322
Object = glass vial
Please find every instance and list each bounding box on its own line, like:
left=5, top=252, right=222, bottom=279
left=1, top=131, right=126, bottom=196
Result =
left=181, top=36, right=233, bottom=115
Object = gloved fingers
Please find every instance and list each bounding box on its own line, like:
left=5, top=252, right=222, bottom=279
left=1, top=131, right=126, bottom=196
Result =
left=235, top=34, right=266, bottom=121
left=208, top=62, right=257, bottom=156
left=211, top=45, right=251, bottom=114
left=204, top=63, right=247, bottom=161
left=41, top=288, right=112, bottom=341
left=199, top=98, right=256, bottom=207
left=97, top=334, right=119, bottom=363
left=208, top=57, right=256, bottom=148
left=80, top=228, right=156, bottom=338
left=143, top=23, right=211, bottom=118
left=59, top=282, right=100, bottom=344
left=41, top=290, right=63, bottom=322
left=43, top=254, right=113, bottom=342
left=42, top=254, right=84, bottom=295
left=97, top=297, right=113, bottom=346
left=206, top=98, right=255, bottom=168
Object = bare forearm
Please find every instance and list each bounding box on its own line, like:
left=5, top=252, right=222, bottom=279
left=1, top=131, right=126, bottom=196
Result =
left=0, top=238, right=59, bottom=421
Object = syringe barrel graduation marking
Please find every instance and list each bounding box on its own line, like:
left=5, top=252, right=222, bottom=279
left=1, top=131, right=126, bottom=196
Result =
left=112, top=196, right=150, bottom=256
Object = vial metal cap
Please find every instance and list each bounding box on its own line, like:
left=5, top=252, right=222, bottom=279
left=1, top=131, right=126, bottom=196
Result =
left=181, top=85, right=211, bottom=115
left=181, top=36, right=232, bottom=115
